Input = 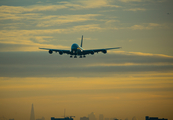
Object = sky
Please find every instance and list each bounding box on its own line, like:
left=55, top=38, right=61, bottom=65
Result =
left=0, top=0, right=173, bottom=120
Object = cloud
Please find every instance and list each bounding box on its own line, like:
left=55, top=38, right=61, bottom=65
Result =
left=124, top=8, right=146, bottom=11
left=0, top=12, right=41, bottom=21
left=71, top=24, right=102, bottom=32
left=0, top=51, right=172, bottom=77
left=75, top=0, right=121, bottom=9
left=0, top=0, right=120, bottom=15
left=0, top=43, right=69, bottom=52
left=0, top=5, right=67, bottom=14
left=105, top=20, right=120, bottom=26
left=119, top=0, right=142, bottom=2
left=109, top=50, right=173, bottom=58
left=0, top=10, right=101, bottom=27
left=0, top=24, right=102, bottom=52
left=36, top=14, right=101, bottom=27
left=0, top=25, right=94, bottom=35
left=0, top=29, right=72, bottom=52
left=119, top=0, right=166, bottom=3
left=59, top=0, right=121, bottom=10
left=129, top=23, right=161, bottom=30
left=0, top=21, right=170, bottom=52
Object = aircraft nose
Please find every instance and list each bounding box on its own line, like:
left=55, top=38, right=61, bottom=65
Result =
left=71, top=46, right=76, bottom=50
left=71, top=43, right=78, bottom=50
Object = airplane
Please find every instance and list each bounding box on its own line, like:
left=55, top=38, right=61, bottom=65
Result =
left=39, top=35, right=121, bottom=58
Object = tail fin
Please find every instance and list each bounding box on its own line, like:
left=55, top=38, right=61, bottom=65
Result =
left=81, top=35, right=83, bottom=47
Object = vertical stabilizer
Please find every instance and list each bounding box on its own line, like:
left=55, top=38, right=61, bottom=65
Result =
left=81, top=35, right=83, bottom=47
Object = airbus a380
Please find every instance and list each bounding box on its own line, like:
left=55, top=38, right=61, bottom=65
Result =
left=39, top=35, right=121, bottom=58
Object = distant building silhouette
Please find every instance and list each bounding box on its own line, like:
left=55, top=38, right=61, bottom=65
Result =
left=99, top=114, right=104, bottom=120
left=36, top=117, right=45, bottom=120
left=146, top=116, right=168, bottom=120
left=105, top=118, right=109, bottom=120
left=80, top=117, right=89, bottom=120
left=110, top=118, right=117, bottom=120
left=51, top=117, right=74, bottom=120
left=88, top=112, right=96, bottom=120
left=30, top=104, right=35, bottom=120
left=132, top=116, right=137, bottom=120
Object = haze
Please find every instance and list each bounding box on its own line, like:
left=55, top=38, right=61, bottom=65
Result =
left=0, top=0, right=173, bottom=120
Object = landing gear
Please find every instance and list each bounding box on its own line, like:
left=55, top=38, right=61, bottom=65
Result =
left=70, top=55, right=86, bottom=58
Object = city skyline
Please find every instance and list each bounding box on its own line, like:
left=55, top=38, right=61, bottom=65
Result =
left=0, top=0, right=173, bottom=120
left=0, top=104, right=168, bottom=120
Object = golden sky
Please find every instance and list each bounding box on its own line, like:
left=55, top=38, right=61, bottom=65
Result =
left=0, top=0, right=173, bottom=120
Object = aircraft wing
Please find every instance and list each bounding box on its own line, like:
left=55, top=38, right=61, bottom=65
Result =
left=39, top=48, right=71, bottom=54
left=82, top=47, right=121, bottom=55
left=92, top=47, right=122, bottom=52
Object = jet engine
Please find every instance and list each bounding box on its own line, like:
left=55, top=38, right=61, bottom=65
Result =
left=91, top=50, right=94, bottom=55
left=49, top=50, right=53, bottom=54
left=59, top=51, right=63, bottom=55
left=102, top=50, right=107, bottom=54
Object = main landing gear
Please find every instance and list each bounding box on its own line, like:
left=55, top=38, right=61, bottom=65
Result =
left=79, top=55, right=86, bottom=58
left=70, top=55, right=86, bottom=58
left=70, top=55, right=77, bottom=58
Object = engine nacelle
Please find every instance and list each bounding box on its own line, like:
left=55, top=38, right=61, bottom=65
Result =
left=90, top=50, right=94, bottom=55
left=102, top=50, right=107, bottom=54
left=49, top=50, right=53, bottom=54
left=59, top=51, right=63, bottom=55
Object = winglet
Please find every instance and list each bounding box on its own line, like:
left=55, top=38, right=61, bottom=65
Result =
left=81, top=35, right=83, bottom=47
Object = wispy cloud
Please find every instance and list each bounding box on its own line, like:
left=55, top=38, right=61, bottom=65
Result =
left=119, top=0, right=166, bottom=3
left=0, top=5, right=67, bottom=14
left=119, top=0, right=142, bottom=2
left=75, top=0, right=121, bottom=9
left=129, top=23, right=161, bottom=30
left=0, top=42, right=69, bottom=52
left=0, top=0, right=120, bottom=15
left=0, top=24, right=102, bottom=52
left=0, top=24, right=102, bottom=36
left=109, top=50, right=173, bottom=58
left=0, top=9, right=101, bottom=27
left=124, top=8, right=146, bottom=11
left=0, top=12, right=41, bottom=21
left=59, top=0, right=121, bottom=10
left=36, top=14, right=101, bottom=27
left=0, top=51, right=173, bottom=77
left=86, top=62, right=173, bottom=67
